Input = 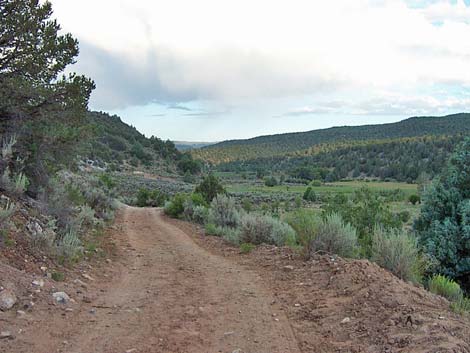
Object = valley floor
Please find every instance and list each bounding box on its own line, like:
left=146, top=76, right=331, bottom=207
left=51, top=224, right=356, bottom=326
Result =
left=1, top=207, right=470, bottom=353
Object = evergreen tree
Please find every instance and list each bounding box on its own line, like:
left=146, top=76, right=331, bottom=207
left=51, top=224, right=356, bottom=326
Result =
left=0, top=0, right=95, bottom=191
left=194, top=174, right=225, bottom=203
left=415, top=138, right=470, bottom=289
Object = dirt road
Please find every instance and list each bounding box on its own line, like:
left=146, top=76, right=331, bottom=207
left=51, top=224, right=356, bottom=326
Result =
left=3, top=206, right=470, bottom=353
left=64, top=206, right=300, bottom=353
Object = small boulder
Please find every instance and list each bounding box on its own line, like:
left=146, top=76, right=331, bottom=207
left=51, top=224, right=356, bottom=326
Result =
left=32, top=279, right=44, bottom=287
left=0, top=331, right=13, bottom=340
left=73, top=279, right=88, bottom=288
left=0, top=289, right=17, bottom=311
left=52, top=292, right=70, bottom=304
left=341, top=317, right=351, bottom=324
left=82, top=273, right=94, bottom=281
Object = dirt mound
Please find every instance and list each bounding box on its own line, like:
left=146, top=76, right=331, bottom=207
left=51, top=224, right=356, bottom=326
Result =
left=171, top=217, right=470, bottom=353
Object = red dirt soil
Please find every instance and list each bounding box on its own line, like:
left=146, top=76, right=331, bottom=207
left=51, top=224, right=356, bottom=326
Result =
left=1, top=206, right=469, bottom=353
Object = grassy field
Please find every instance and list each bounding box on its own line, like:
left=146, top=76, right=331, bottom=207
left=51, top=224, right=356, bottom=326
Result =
left=225, top=179, right=421, bottom=223
left=227, top=180, right=418, bottom=197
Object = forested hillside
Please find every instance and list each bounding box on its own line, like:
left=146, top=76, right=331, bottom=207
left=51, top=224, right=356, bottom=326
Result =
left=194, top=114, right=470, bottom=182
left=79, top=111, right=201, bottom=174
left=194, top=114, right=470, bottom=164
left=218, top=135, right=465, bottom=182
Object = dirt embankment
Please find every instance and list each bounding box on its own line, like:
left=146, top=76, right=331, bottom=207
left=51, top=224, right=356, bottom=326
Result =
left=1, top=206, right=469, bottom=353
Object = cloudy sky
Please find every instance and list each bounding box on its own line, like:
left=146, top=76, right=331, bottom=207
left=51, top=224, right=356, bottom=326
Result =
left=50, top=0, right=470, bottom=141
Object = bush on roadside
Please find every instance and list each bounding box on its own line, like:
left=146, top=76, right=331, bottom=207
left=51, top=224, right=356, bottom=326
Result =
left=163, top=193, right=188, bottom=218
left=285, top=209, right=320, bottom=259
left=136, top=188, right=166, bottom=207
left=217, top=226, right=242, bottom=245
left=56, top=230, right=83, bottom=262
left=182, top=193, right=208, bottom=221
left=371, top=227, right=425, bottom=283
left=428, top=274, right=463, bottom=302
left=450, top=297, right=470, bottom=315
left=191, top=205, right=209, bottom=224
left=239, top=213, right=296, bottom=246
left=204, top=223, right=218, bottom=236
left=240, top=243, right=255, bottom=254
left=312, top=213, right=359, bottom=258
left=208, top=195, right=241, bottom=228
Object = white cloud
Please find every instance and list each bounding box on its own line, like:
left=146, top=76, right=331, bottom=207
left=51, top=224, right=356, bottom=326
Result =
left=418, top=0, right=470, bottom=23
left=282, top=93, right=470, bottom=117
left=49, top=0, right=470, bottom=116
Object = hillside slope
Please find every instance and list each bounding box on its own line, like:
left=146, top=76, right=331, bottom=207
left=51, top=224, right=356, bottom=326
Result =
left=78, top=111, right=200, bottom=175
left=193, top=113, right=470, bottom=164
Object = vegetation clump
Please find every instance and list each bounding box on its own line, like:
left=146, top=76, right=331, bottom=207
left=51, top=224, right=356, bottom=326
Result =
left=428, top=275, right=463, bottom=302
left=239, top=213, right=296, bottom=246
left=136, top=188, right=167, bottom=207
left=415, top=138, right=470, bottom=290
left=207, top=195, right=241, bottom=228
left=371, top=227, right=424, bottom=283
left=311, top=213, right=359, bottom=258
left=240, top=243, right=255, bottom=254
left=163, top=193, right=188, bottom=218
left=195, top=174, right=225, bottom=203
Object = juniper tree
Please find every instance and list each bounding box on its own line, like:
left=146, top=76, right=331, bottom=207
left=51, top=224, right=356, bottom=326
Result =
left=0, top=0, right=95, bottom=191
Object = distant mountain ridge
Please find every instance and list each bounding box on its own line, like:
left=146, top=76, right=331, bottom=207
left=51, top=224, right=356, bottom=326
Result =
left=174, top=141, right=217, bottom=151
left=192, top=113, right=470, bottom=164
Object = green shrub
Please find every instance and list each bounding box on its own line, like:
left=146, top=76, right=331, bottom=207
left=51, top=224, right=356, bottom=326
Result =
left=14, top=173, right=29, bottom=194
left=0, top=201, right=15, bottom=226
left=181, top=192, right=208, bottom=221
left=190, top=193, right=208, bottom=207
left=428, top=275, right=463, bottom=302
left=271, top=217, right=297, bottom=246
left=163, top=193, right=188, bottom=218
left=28, top=219, right=56, bottom=250
left=294, top=196, right=302, bottom=208
left=398, top=210, right=411, bottom=223
left=194, top=174, right=225, bottom=203
left=408, top=194, right=420, bottom=205
left=136, top=188, right=166, bottom=207
left=415, top=138, right=470, bottom=286
left=99, top=173, right=116, bottom=190
left=239, top=213, right=296, bottom=246
left=450, top=297, right=470, bottom=315
left=51, top=271, right=65, bottom=282
left=323, top=187, right=403, bottom=256
left=264, top=176, right=278, bottom=187
left=303, top=186, right=316, bottom=202
left=240, top=243, right=255, bottom=254
left=56, top=230, right=83, bottom=261
left=208, top=195, right=241, bottom=228
left=218, top=226, right=242, bottom=245
left=241, top=198, right=253, bottom=213
left=312, top=213, right=359, bottom=258
left=66, top=183, right=86, bottom=206
left=1, top=135, right=16, bottom=159
left=310, top=180, right=322, bottom=187
left=285, top=209, right=319, bottom=258
left=192, top=205, right=209, bottom=224
left=371, top=227, right=424, bottom=283
left=204, top=223, right=218, bottom=236
left=0, top=169, right=29, bottom=195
